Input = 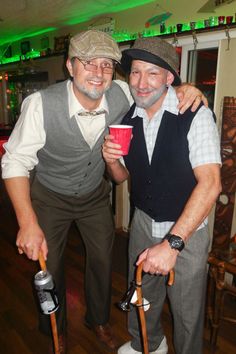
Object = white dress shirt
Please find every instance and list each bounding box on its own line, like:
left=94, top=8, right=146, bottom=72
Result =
left=1, top=79, right=133, bottom=178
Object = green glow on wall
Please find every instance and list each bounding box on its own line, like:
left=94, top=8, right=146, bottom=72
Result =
left=1, top=50, right=41, bottom=65
left=113, top=20, right=206, bottom=42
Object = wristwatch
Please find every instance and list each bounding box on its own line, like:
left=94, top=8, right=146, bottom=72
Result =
left=163, top=233, right=185, bottom=252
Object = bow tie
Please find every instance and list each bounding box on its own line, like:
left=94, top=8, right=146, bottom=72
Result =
left=77, top=109, right=106, bottom=116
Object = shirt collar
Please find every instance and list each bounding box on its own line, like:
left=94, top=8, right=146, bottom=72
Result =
left=131, top=86, right=179, bottom=119
left=67, top=80, right=109, bottom=118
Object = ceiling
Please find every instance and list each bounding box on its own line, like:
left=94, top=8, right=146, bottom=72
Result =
left=0, top=0, right=155, bottom=46
left=0, top=0, right=236, bottom=47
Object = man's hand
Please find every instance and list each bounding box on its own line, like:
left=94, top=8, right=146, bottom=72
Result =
left=136, top=240, right=178, bottom=275
left=102, top=134, right=123, bottom=165
left=176, top=83, right=208, bottom=114
left=16, top=221, right=48, bottom=261
left=102, top=134, right=129, bottom=184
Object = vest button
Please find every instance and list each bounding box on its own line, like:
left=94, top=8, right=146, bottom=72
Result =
left=147, top=179, right=151, bottom=184
left=88, top=162, right=91, bottom=166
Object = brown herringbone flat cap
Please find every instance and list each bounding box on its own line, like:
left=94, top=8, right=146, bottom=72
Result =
left=68, top=30, right=121, bottom=63
left=121, top=37, right=181, bottom=85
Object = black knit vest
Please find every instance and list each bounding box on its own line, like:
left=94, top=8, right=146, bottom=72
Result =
left=123, top=103, right=203, bottom=222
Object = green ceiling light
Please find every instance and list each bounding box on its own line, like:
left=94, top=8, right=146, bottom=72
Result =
left=0, top=27, right=56, bottom=47
left=64, top=0, right=155, bottom=26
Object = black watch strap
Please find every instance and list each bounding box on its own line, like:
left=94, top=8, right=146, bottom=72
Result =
left=164, top=233, right=185, bottom=252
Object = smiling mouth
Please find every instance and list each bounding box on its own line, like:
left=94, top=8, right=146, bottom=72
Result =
left=88, top=79, right=104, bottom=86
left=136, top=90, right=153, bottom=96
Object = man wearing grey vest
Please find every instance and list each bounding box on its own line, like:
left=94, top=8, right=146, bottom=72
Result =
left=102, top=37, right=221, bottom=354
left=1, top=30, right=207, bottom=353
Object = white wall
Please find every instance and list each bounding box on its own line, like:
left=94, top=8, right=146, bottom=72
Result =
left=214, top=38, right=236, bottom=124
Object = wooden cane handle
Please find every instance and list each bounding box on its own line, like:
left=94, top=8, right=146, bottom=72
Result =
left=38, top=252, right=47, bottom=271
left=168, top=269, right=175, bottom=286
left=136, top=262, right=175, bottom=286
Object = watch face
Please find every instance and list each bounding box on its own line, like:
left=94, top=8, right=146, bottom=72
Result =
left=172, top=238, right=182, bottom=248
left=169, top=235, right=184, bottom=251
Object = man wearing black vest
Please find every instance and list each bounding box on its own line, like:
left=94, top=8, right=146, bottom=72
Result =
left=2, top=30, right=207, bottom=354
left=102, top=37, right=221, bottom=354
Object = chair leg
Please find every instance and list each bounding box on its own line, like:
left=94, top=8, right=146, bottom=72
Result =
left=206, top=266, right=215, bottom=328
left=210, top=266, right=225, bottom=350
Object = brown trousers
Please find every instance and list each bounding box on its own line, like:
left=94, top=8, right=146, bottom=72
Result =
left=31, top=177, right=115, bottom=335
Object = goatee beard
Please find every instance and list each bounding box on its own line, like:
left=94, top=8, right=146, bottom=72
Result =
left=131, top=84, right=167, bottom=109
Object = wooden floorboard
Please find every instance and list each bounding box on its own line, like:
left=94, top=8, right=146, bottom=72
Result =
left=0, top=182, right=236, bottom=354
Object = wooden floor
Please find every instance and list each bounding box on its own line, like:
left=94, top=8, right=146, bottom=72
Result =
left=0, top=181, right=236, bottom=354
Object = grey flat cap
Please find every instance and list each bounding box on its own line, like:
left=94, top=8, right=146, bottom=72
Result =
left=68, top=30, right=121, bottom=63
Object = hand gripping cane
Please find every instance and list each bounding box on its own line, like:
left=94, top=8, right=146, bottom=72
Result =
left=38, top=253, right=60, bottom=354
left=136, top=263, right=175, bottom=354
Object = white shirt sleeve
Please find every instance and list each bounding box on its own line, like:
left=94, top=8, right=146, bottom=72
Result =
left=114, top=79, right=134, bottom=106
left=188, top=105, right=221, bottom=169
left=1, top=92, right=46, bottom=178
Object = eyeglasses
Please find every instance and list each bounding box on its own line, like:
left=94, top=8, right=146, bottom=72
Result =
left=75, top=58, right=115, bottom=74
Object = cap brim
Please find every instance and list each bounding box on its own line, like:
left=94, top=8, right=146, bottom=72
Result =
left=121, top=48, right=181, bottom=86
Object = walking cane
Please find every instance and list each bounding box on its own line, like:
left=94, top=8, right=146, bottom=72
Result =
left=136, top=263, right=175, bottom=354
left=37, top=252, right=60, bottom=354
left=117, top=264, right=175, bottom=354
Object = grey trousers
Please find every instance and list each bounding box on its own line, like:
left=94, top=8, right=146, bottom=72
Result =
left=31, top=177, right=115, bottom=335
left=128, top=210, right=210, bottom=354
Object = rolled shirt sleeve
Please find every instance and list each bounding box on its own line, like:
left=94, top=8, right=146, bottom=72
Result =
left=1, top=92, right=46, bottom=179
left=188, top=105, right=221, bottom=168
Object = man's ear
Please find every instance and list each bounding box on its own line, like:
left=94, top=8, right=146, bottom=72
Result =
left=66, top=58, right=73, bottom=77
left=166, top=71, right=174, bottom=86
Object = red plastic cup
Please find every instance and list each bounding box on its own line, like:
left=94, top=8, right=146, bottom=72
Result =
left=0, top=137, right=8, bottom=157
left=109, top=125, right=133, bottom=155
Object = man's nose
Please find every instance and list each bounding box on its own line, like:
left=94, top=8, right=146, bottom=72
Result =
left=95, top=66, right=104, bottom=77
left=137, top=74, right=148, bottom=88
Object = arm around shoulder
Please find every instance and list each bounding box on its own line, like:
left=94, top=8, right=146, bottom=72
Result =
left=175, top=83, right=208, bottom=114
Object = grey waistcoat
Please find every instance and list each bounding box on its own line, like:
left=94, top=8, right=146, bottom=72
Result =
left=36, top=80, right=130, bottom=196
